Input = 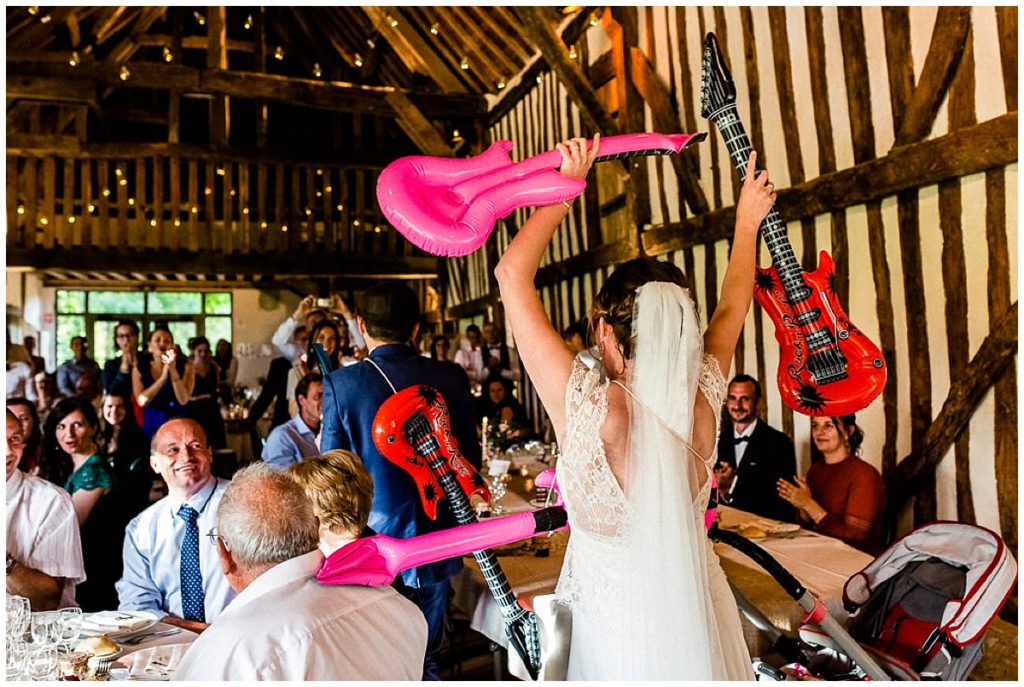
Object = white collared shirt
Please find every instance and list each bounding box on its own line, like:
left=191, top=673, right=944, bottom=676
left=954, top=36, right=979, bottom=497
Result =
left=6, top=470, right=85, bottom=608
left=176, top=550, right=427, bottom=681
left=116, top=477, right=236, bottom=621
left=733, top=419, right=758, bottom=466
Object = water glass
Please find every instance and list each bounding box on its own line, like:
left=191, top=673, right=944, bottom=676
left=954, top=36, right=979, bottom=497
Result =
left=6, top=595, right=30, bottom=641
left=6, top=639, right=29, bottom=680
left=58, top=607, right=83, bottom=651
left=28, top=645, right=58, bottom=681
left=30, top=611, right=62, bottom=648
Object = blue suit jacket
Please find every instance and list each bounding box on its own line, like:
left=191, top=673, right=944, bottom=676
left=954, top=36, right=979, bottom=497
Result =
left=320, top=343, right=482, bottom=587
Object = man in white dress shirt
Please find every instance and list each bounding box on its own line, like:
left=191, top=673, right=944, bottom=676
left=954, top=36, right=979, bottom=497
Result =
left=176, top=462, right=427, bottom=681
left=116, top=419, right=236, bottom=632
left=6, top=410, right=85, bottom=609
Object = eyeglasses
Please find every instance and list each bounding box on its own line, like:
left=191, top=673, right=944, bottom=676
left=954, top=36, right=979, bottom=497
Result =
left=205, top=528, right=224, bottom=546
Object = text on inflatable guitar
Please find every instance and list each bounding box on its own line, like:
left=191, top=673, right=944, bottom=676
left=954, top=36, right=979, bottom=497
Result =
left=701, top=32, right=886, bottom=416
left=373, top=385, right=543, bottom=680
left=376, top=132, right=706, bottom=257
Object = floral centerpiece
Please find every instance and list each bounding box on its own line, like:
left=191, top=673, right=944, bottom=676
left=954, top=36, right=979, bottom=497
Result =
left=486, top=417, right=534, bottom=453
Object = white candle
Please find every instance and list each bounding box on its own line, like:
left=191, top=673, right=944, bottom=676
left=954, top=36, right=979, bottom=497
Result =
left=481, top=416, right=489, bottom=459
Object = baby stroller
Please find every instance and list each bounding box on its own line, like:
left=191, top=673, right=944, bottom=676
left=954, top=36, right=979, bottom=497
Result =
left=714, top=521, right=1017, bottom=680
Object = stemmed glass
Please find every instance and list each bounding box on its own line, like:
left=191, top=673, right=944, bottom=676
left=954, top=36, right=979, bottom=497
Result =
left=58, top=607, right=83, bottom=652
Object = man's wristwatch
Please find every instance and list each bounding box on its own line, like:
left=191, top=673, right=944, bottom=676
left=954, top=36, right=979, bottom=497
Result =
left=6, top=552, right=18, bottom=575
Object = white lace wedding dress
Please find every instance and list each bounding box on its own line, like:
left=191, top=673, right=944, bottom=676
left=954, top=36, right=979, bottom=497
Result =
left=554, top=353, right=753, bottom=681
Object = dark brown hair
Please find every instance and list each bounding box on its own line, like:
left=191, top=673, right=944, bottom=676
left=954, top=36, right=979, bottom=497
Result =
left=589, top=257, right=692, bottom=360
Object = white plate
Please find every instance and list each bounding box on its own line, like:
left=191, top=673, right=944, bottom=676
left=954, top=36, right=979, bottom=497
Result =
left=765, top=522, right=801, bottom=536
left=111, top=642, right=190, bottom=681
left=81, top=610, right=159, bottom=638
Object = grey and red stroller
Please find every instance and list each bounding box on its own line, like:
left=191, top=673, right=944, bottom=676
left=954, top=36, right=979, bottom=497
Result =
left=714, top=521, right=1017, bottom=681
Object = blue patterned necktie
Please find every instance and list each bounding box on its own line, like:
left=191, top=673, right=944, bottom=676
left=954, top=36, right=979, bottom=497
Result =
left=178, top=504, right=206, bottom=622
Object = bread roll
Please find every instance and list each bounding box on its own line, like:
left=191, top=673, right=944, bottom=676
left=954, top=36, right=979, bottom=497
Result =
left=737, top=524, right=767, bottom=539
left=75, top=636, right=120, bottom=656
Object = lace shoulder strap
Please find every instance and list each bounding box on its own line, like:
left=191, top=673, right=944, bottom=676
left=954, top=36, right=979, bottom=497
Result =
left=610, top=380, right=706, bottom=463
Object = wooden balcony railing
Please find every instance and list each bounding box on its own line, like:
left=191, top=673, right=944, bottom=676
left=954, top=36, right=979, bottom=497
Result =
left=6, top=145, right=420, bottom=261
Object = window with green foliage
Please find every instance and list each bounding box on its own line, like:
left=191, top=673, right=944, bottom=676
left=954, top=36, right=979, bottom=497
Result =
left=54, top=290, right=232, bottom=362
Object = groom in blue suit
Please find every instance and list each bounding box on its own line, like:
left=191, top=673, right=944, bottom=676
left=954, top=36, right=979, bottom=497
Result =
left=320, top=282, right=481, bottom=680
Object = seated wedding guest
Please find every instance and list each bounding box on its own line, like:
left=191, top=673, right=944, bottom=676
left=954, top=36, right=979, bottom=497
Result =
left=133, top=326, right=194, bottom=439
left=262, top=373, right=322, bottom=469
left=482, top=321, right=521, bottom=382
left=117, top=419, right=236, bottom=632
left=46, top=397, right=122, bottom=610
left=99, top=393, right=155, bottom=518
left=7, top=397, right=43, bottom=475
left=714, top=374, right=797, bottom=522
left=288, top=449, right=375, bottom=556
left=34, top=372, right=59, bottom=424
left=213, top=339, right=237, bottom=404
left=777, top=414, right=886, bottom=554
left=175, top=462, right=426, bottom=681
left=454, top=324, right=485, bottom=393
left=102, top=319, right=140, bottom=402
left=57, top=336, right=102, bottom=399
left=477, top=375, right=528, bottom=426
left=6, top=410, right=86, bottom=610
left=429, top=335, right=451, bottom=361
left=187, top=337, right=226, bottom=450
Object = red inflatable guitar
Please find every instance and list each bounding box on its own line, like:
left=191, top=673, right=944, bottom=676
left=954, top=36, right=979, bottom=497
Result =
left=373, top=385, right=542, bottom=680
left=377, top=132, right=705, bottom=257
left=701, top=33, right=885, bottom=416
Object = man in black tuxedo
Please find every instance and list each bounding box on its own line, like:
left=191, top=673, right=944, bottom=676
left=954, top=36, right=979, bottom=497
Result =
left=714, top=374, right=797, bottom=522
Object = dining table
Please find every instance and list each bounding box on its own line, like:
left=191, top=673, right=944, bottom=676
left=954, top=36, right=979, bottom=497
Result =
left=75, top=613, right=199, bottom=680
left=450, top=474, right=1017, bottom=681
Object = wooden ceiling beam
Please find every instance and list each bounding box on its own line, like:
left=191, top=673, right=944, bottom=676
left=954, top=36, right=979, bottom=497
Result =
left=6, top=61, right=487, bottom=118
left=363, top=6, right=467, bottom=93
left=8, top=248, right=440, bottom=279
left=892, top=6, right=973, bottom=146
left=643, top=112, right=1017, bottom=255
left=93, top=7, right=132, bottom=46
left=384, top=91, right=453, bottom=157
left=137, top=34, right=256, bottom=53
left=107, top=7, right=166, bottom=65
left=7, top=75, right=97, bottom=106
left=515, top=6, right=620, bottom=136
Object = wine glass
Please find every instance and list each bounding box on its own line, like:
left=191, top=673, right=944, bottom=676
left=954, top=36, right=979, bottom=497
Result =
left=28, top=646, right=58, bottom=681
left=58, top=607, right=83, bottom=652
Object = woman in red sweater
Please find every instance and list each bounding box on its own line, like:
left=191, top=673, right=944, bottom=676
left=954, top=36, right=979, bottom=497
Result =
left=776, top=415, right=886, bottom=554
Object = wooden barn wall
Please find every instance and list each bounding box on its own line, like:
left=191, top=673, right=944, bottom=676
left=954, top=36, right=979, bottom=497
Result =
left=446, top=7, right=1017, bottom=545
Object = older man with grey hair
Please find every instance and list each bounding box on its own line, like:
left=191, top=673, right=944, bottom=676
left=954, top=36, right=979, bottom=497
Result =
left=175, top=462, right=427, bottom=681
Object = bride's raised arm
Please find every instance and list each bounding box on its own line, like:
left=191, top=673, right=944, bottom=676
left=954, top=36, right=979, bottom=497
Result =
left=494, top=135, right=600, bottom=442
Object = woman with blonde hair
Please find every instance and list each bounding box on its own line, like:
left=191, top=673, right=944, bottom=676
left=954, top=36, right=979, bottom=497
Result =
left=288, top=450, right=375, bottom=557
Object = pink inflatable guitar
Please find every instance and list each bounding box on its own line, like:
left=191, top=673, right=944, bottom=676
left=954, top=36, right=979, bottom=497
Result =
left=377, top=132, right=706, bottom=257
left=317, top=506, right=568, bottom=586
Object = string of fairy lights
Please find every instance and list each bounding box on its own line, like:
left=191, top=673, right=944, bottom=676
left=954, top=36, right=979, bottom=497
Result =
left=16, top=7, right=603, bottom=236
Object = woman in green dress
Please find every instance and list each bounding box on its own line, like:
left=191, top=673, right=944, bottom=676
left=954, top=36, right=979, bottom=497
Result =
left=44, top=398, right=122, bottom=610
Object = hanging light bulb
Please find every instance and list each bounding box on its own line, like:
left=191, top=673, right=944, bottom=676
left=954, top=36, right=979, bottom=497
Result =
left=274, top=46, right=284, bottom=61
left=39, top=217, right=49, bottom=226
left=150, top=218, right=157, bottom=227
left=39, top=14, right=51, bottom=24
left=451, top=129, right=463, bottom=144
left=162, top=46, right=173, bottom=63
left=536, top=75, right=544, bottom=85
left=244, top=14, right=253, bottom=30
left=496, top=79, right=506, bottom=90
left=281, top=225, right=289, bottom=233
left=429, top=22, right=439, bottom=36
left=568, top=45, right=578, bottom=60
left=336, top=203, right=344, bottom=212
left=387, top=14, right=398, bottom=28
left=353, top=219, right=361, bottom=227
left=69, top=51, right=80, bottom=67
left=312, top=62, right=322, bottom=78
left=260, top=221, right=268, bottom=229
left=17, top=206, right=25, bottom=215
left=88, top=204, right=96, bottom=213
left=27, top=6, right=39, bottom=15
left=174, top=218, right=181, bottom=227
left=128, top=197, right=135, bottom=206
left=68, top=216, right=76, bottom=224
left=353, top=53, right=363, bottom=68
left=102, top=188, right=111, bottom=198
left=194, top=11, right=205, bottom=26
left=460, top=57, right=469, bottom=71
left=119, top=65, right=131, bottom=81
left=216, top=167, right=225, bottom=176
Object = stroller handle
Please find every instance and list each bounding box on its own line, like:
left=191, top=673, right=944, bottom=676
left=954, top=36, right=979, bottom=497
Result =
left=710, top=525, right=806, bottom=598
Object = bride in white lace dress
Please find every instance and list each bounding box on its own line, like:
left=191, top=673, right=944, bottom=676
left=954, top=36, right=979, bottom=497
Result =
left=495, top=135, right=777, bottom=680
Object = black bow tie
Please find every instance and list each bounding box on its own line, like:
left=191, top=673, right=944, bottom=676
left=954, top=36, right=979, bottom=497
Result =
left=734, top=436, right=749, bottom=445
